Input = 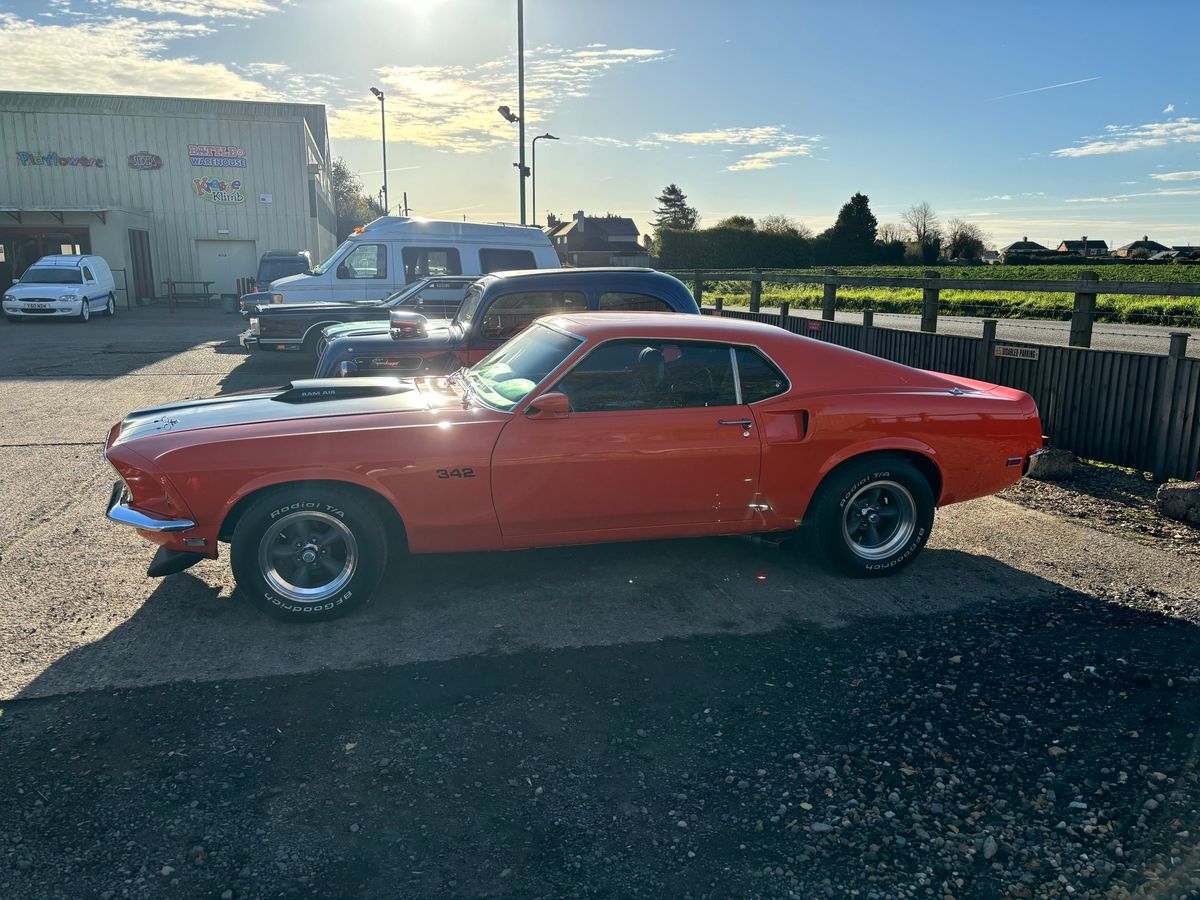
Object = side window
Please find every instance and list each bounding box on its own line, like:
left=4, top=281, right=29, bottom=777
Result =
left=82, top=266, right=95, bottom=282
left=338, top=244, right=388, bottom=279
left=479, top=248, right=536, bottom=274
left=735, top=347, right=788, bottom=403
left=401, top=247, right=462, bottom=283
left=598, top=291, right=673, bottom=312
left=555, top=340, right=738, bottom=412
left=477, top=290, right=586, bottom=341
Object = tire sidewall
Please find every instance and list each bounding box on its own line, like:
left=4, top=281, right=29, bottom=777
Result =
left=813, top=459, right=934, bottom=576
left=231, top=487, right=387, bottom=622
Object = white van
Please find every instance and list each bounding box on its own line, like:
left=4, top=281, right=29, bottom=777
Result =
left=266, top=217, right=559, bottom=305
left=2, top=255, right=118, bottom=322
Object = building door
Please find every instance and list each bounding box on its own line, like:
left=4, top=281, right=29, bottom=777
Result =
left=195, top=240, right=257, bottom=296
left=127, top=230, right=155, bottom=303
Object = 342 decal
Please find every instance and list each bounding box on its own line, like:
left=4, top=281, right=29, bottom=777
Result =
left=436, top=467, right=476, bottom=479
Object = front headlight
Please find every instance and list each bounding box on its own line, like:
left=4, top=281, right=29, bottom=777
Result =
left=60, top=293, right=78, bottom=302
left=249, top=317, right=260, bottom=335
left=2, top=294, right=14, bottom=302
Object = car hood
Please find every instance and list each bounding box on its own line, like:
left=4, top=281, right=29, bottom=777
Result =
left=258, top=300, right=383, bottom=315
left=5, top=283, right=83, bottom=297
left=110, top=378, right=434, bottom=446
left=322, top=317, right=457, bottom=344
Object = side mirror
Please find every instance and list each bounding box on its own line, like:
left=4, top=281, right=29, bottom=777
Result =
left=525, top=391, right=570, bottom=418
left=390, top=309, right=428, bottom=339
left=11, top=278, right=18, bottom=285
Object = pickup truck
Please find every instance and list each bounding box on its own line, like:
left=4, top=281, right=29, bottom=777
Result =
left=241, top=276, right=477, bottom=357
left=312, top=268, right=700, bottom=379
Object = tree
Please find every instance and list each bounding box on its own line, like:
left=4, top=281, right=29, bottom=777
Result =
left=901, top=201, right=940, bottom=245
left=820, top=192, right=878, bottom=264
left=715, top=215, right=755, bottom=230
left=878, top=222, right=906, bottom=244
left=331, top=157, right=386, bottom=241
left=651, top=183, right=699, bottom=231
left=759, top=214, right=813, bottom=239
left=944, top=219, right=989, bottom=261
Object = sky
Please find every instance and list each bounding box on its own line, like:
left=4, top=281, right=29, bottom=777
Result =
left=1, top=0, right=1199, bottom=248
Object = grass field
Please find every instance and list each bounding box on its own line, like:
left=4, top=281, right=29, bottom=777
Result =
left=689, top=265, right=1200, bottom=325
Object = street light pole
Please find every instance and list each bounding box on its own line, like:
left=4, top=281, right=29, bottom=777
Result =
left=370, top=87, right=388, bottom=214
left=516, top=0, right=526, bottom=224
left=531, top=133, right=558, bottom=227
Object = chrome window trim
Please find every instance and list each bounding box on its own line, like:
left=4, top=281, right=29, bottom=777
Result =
left=729, top=346, right=743, bottom=406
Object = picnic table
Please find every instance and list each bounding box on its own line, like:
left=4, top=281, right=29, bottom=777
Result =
left=164, top=279, right=216, bottom=313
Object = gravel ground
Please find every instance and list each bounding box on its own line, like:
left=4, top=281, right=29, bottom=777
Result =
left=1001, top=462, right=1200, bottom=558
left=4, top=307, right=1200, bottom=898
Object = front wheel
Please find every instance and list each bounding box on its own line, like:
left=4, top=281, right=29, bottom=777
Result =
left=804, top=456, right=934, bottom=576
left=78, top=298, right=90, bottom=322
left=230, top=485, right=388, bottom=621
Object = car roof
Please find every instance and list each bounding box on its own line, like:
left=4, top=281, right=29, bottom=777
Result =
left=30, top=255, right=90, bottom=268
left=475, top=268, right=686, bottom=293
left=545, top=311, right=786, bottom=343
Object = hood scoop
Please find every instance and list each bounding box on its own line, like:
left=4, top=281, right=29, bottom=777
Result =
left=272, top=377, right=413, bottom=404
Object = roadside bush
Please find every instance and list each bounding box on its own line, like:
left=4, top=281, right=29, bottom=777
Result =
left=656, top=227, right=813, bottom=270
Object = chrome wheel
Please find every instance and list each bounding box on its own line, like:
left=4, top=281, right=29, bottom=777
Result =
left=257, top=511, right=358, bottom=604
left=80, top=299, right=90, bottom=322
left=840, top=480, right=917, bottom=561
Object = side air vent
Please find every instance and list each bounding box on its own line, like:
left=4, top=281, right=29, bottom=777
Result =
left=272, top=377, right=412, bottom=404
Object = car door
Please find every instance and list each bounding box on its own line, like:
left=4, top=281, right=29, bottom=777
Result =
left=490, top=339, right=763, bottom=543
left=465, top=288, right=587, bottom=364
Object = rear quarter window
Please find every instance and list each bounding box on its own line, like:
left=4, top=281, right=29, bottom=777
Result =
left=736, top=347, right=788, bottom=402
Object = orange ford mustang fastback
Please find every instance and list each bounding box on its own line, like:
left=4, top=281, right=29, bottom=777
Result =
left=104, top=313, right=1043, bottom=622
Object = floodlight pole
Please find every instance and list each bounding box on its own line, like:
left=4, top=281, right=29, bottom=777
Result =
left=517, top=0, right=527, bottom=224
left=370, top=87, right=388, bottom=214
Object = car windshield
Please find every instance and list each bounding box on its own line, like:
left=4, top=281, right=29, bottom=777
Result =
left=20, top=268, right=82, bottom=284
left=463, top=323, right=581, bottom=411
left=310, top=241, right=350, bottom=276
left=452, top=284, right=486, bottom=326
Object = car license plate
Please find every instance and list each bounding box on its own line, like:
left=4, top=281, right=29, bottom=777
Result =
left=25, top=303, right=50, bottom=310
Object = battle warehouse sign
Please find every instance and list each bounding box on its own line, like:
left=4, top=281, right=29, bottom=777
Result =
left=16, top=151, right=105, bottom=168
left=188, top=144, right=247, bottom=168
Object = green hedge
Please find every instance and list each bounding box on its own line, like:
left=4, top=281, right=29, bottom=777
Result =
left=656, top=227, right=813, bottom=270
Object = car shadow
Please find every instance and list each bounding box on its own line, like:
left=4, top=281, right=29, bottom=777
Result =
left=15, top=537, right=1075, bottom=701
left=217, top=349, right=309, bottom=394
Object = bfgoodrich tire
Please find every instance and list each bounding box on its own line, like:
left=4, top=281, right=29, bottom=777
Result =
left=230, top=485, right=388, bottom=622
left=805, top=456, right=934, bottom=577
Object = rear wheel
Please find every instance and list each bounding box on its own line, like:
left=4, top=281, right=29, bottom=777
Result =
left=104, top=293, right=116, bottom=317
left=804, top=456, right=934, bottom=576
left=230, top=485, right=388, bottom=622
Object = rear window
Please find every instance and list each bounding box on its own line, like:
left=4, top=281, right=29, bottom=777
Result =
left=20, top=268, right=82, bottom=284
left=477, top=290, right=586, bottom=340
left=479, top=248, right=536, bottom=273
left=599, top=291, right=673, bottom=312
left=258, top=257, right=310, bottom=283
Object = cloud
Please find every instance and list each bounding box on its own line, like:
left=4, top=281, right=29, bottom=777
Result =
left=1052, top=117, right=1200, bottom=157
left=1064, top=188, right=1200, bottom=203
left=328, top=44, right=666, bottom=150
left=1164, top=103, right=1175, bottom=113
left=644, top=125, right=819, bottom=171
left=112, top=0, right=287, bottom=18
left=1150, top=170, right=1200, bottom=182
left=987, top=75, right=1101, bottom=102
left=982, top=194, right=1012, bottom=201
left=0, top=12, right=281, bottom=98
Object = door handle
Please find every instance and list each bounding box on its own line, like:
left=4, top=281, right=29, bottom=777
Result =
left=718, top=419, right=753, bottom=428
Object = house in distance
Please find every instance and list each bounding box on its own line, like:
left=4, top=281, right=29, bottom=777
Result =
left=545, top=211, right=650, bottom=267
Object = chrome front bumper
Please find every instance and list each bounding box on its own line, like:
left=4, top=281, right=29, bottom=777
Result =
left=106, top=481, right=196, bottom=532
left=240, top=328, right=259, bottom=350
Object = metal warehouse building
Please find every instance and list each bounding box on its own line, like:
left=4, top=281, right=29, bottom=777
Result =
left=0, top=91, right=336, bottom=301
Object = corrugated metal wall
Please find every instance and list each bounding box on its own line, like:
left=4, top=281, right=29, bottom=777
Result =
left=0, top=91, right=336, bottom=292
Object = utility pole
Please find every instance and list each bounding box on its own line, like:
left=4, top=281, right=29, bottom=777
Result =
left=370, top=87, right=388, bottom=214
left=517, top=0, right=527, bottom=224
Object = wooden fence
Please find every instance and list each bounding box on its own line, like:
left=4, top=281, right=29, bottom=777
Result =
left=705, top=305, right=1199, bottom=481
